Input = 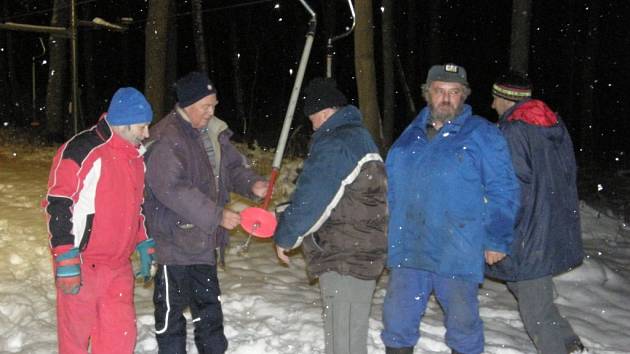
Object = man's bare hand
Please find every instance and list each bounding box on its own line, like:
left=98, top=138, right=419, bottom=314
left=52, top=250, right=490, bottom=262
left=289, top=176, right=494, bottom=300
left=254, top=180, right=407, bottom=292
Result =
left=220, top=209, right=241, bottom=230
left=251, top=180, right=269, bottom=199
left=485, top=250, right=507, bottom=265
left=276, top=245, right=290, bottom=264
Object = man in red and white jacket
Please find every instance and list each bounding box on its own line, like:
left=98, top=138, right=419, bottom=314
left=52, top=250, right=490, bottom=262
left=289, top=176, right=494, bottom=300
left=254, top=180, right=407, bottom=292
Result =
left=44, top=87, right=154, bottom=354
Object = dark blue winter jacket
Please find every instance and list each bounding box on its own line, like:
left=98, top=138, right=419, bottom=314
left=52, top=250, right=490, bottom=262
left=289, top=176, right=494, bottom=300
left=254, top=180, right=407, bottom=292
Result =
left=386, top=104, right=520, bottom=284
left=274, top=105, right=387, bottom=280
left=485, top=99, right=583, bottom=281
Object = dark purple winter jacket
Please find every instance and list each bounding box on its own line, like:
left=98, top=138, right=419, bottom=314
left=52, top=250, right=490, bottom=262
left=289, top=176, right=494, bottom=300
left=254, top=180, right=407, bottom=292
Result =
left=144, top=108, right=264, bottom=265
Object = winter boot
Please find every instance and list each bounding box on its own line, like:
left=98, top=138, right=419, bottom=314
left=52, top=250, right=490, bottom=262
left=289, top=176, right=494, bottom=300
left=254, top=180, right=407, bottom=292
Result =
left=385, top=347, right=414, bottom=354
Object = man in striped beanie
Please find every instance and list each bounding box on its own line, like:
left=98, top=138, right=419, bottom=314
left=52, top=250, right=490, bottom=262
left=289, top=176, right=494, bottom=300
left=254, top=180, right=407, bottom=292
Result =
left=487, top=72, right=587, bottom=354
left=492, top=71, right=532, bottom=103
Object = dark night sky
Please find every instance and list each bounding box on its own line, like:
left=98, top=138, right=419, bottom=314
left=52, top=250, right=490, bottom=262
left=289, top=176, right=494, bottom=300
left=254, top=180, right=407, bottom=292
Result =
left=1, top=0, right=629, bottom=169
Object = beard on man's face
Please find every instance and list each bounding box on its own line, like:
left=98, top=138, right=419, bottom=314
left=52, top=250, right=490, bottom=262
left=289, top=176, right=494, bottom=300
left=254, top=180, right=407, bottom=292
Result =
left=430, top=100, right=464, bottom=124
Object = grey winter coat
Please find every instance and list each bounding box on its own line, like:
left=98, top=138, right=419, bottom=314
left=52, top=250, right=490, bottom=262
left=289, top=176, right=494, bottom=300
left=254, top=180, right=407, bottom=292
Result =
left=144, top=108, right=264, bottom=265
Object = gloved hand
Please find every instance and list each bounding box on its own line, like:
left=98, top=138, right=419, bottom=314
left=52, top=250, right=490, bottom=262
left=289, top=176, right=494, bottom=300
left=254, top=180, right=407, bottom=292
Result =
left=135, top=238, right=156, bottom=281
left=53, top=246, right=81, bottom=295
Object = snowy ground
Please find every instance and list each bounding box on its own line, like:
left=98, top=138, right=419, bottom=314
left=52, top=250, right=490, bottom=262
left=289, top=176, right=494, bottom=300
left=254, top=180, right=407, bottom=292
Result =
left=0, top=143, right=629, bottom=354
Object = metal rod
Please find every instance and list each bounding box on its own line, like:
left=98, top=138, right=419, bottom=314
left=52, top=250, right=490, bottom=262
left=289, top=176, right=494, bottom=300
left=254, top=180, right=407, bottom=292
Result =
left=330, top=0, right=355, bottom=43
left=325, top=0, right=355, bottom=78
left=260, top=0, right=316, bottom=215
left=0, top=22, right=69, bottom=36
left=297, top=0, right=316, bottom=18
left=271, top=16, right=316, bottom=170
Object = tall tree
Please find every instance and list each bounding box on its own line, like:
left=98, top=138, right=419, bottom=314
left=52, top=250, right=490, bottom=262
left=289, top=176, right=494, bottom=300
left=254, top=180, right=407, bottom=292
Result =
left=579, top=0, right=601, bottom=164
left=45, top=0, right=70, bottom=141
left=230, top=20, right=247, bottom=135
left=165, top=0, right=178, bottom=111
left=191, top=0, right=208, bottom=73
left=394, top=54, right=416, bottom=116
left=509, top=0, right=532, bottom=72
left=354, top=0, right=383, bottom=148
left=145, top=0, right=170, bottom=121
left=0, top=0, right=13, bottom=124
left=80, top=1, right=96, bottom=125
left=427, top=0, right=442, bottom=65
left=405, top=0, right=419, bottom=101
left=120, top=1, right=131, bottom=81
left=381, top=0, right=395, bottom=148
left=559, top=0, right=578, bottom=131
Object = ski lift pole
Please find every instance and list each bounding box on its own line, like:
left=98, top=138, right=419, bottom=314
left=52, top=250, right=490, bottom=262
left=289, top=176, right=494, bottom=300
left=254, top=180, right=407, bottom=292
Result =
left=261, top=0, right=316, bottom=210
left=326, top=0, right=355, bottom=78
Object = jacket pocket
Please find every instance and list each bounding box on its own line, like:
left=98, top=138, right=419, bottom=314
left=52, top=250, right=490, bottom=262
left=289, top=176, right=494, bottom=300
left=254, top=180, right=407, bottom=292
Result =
left=302, top=234, right=324, bottom=264
left=169, top=222, right=210, bottom=255
left=78, top=213, right=94, bottom=251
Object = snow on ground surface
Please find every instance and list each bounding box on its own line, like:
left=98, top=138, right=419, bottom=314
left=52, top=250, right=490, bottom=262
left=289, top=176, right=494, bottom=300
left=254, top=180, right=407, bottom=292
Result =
left=0, top=143, right=629, bottom=353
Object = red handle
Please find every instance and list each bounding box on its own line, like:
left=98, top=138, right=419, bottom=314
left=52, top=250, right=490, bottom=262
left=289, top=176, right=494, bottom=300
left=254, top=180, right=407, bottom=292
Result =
left=261, top=168, right=280, bottom=210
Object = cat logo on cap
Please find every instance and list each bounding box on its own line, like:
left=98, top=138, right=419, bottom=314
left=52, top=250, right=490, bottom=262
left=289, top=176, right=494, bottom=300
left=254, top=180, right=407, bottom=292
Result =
left=208, top=85, right=213, bottom=91
left=445, top=64, right=459, bottom=73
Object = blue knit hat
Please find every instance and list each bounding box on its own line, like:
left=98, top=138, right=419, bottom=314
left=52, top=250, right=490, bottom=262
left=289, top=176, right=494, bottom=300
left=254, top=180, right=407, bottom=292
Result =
left=106, top=87, right=153, bottom=126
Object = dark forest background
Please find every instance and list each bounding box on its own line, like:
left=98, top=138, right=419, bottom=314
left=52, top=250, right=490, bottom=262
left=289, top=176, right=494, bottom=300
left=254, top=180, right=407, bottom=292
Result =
left=1, top=0, right=629, bottom=173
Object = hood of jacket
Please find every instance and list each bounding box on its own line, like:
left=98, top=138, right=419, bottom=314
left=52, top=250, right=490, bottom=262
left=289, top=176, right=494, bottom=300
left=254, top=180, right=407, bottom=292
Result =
left=312, top=105, right=364, bottom=139
left=501, top=99, right=567, bottom=144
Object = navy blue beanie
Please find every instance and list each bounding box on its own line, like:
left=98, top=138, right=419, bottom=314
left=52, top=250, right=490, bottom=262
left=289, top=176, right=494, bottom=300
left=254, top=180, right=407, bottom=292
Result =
left=303, top=77, right=347, bottom=116
left=175, top=71, right=217, bottom=108
left=106, top=87, right=153, bottom=126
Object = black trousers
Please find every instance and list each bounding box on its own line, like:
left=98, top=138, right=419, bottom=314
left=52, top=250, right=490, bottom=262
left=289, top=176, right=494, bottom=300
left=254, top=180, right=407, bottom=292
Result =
left=154, top=264, right=228, bottom=354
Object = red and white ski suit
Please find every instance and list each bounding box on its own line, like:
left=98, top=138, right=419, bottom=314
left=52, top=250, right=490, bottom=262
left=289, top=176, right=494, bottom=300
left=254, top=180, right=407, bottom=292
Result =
left=45, top=118, right=149, bottom=354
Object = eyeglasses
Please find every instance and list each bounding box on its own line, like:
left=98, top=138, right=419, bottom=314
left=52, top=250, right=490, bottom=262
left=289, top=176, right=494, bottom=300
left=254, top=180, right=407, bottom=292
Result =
left=431, top=87, right=464, bottom=97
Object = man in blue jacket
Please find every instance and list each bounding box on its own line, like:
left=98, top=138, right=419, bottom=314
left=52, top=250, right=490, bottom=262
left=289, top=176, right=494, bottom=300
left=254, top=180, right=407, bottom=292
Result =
left=487, top=71, right=586, bottom=354
left=274, top=77, right=387, bottom=354
left=381, top=64, right=520, bottom=354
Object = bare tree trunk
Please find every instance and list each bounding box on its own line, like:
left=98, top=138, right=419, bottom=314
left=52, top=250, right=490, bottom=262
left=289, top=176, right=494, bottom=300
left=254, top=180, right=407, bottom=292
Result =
left=80, top=2, right=96, bottom=126
left=509, top=0, right=531, bottom=72
left=579, top=0, right=600, bottom=165
left=382, top=0, right=395, bottom=148
left=246, top=45, right=260, bottom=136
left=230, top=20, right=247, bottom=135
left=560, top=0, right=577, bottom=130
left=427, top=0, right=442, bottom=65
left=395, top=54, right=416, bottom=117
left=0, top=0, right=13, bottom=124
left=145, top=0, right=170, bottom=121
left=191, top=0, right=208, bottom=73
left=120, top=0, right=131, bottom=81
left=405, top=0, right=419, bottom=101
left=46, top=0, right=70, bottom=141
left=165, top=0, right=178, bottom=111
left=354, top=0, right=383, bottom=148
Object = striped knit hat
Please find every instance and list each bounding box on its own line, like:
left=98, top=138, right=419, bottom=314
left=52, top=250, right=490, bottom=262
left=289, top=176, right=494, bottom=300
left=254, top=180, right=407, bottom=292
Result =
left=492, top=71, right=532, bottom=102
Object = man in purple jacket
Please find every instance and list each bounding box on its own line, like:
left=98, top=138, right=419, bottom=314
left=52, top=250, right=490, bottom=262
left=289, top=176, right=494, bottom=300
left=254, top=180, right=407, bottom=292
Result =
left=144, top=71, right=267, bottom=354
